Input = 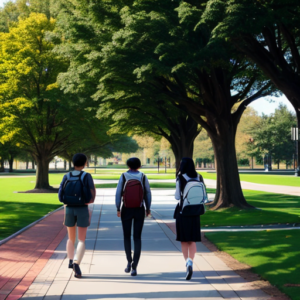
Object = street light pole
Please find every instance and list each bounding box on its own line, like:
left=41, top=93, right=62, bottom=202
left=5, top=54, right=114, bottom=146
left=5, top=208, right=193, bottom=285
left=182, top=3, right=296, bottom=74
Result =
left=291, top=127, right=300, bottom=176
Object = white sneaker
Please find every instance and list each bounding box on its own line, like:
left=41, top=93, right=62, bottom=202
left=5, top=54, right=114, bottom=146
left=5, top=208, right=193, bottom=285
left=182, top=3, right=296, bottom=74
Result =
left=185, top=258, right=193, bottom=280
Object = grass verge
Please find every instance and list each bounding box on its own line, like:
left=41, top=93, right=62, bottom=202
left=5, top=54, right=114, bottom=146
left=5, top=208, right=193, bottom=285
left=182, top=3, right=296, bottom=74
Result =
left=202, top=189, right=300, bottom=227
left=0, top=175, right=62, bottom=240
left=205, top=230, right=300, bottom=300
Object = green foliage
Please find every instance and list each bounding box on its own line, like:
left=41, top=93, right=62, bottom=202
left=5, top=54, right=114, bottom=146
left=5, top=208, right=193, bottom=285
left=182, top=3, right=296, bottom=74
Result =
left=246, top=104, right=296, bottom=164
left=0, top=12, right=135, bottom=187
left=53, top=0, right=201, bottom=164
left=0, top=0, right=51, bottom=32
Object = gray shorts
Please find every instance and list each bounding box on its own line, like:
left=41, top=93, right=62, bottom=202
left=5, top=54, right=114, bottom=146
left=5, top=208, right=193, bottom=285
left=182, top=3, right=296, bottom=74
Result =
left=64, top=206, right=90, bottom=227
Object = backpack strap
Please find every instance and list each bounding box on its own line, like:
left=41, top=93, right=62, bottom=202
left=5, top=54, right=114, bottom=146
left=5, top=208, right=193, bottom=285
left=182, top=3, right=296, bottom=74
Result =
left=80, top=171, right=87, bottom=183
left=66, top=172, right=71, bottom=180
left=177, top=174, right=186, bottom=209
left=121, top=173, right=126, bottom=193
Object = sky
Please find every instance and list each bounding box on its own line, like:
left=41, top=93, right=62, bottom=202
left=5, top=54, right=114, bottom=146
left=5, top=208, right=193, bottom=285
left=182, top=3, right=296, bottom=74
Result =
left=0, top=0, right=9, bottom=7
left=249, top=95, right=295, bottom=116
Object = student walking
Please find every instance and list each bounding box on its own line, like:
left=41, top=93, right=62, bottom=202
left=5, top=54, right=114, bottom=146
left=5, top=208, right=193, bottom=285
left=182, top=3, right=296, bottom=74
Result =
left=174, top=157, right=206, bottom=280
left=116, top=157, right=151, bottom=276
left=58, top=153, right=96, bottom=278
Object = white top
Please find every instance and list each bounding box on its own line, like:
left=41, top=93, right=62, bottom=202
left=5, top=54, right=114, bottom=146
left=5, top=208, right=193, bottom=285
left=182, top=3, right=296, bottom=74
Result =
left=175, top=174, right=200, bottom=200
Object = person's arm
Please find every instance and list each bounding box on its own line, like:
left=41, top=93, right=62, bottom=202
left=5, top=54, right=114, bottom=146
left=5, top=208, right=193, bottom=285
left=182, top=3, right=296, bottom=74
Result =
left=175, top=178, right=181, bottom=200
left=85, top=174, right=96, bottom=204
left=115, top=174, right=124, bottom=214
left=143, top=175, right=151, bottom=216
left=58, top=175, right=67, bottom=203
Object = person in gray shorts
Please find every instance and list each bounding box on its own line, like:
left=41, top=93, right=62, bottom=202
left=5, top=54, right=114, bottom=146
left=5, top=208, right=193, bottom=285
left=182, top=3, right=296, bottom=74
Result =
left=58, top=153, right=95, bottom=278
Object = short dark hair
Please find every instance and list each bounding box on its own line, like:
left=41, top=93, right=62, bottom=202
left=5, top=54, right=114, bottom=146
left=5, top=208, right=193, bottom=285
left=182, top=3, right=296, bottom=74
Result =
left=72, top=153, right=87, bottom=167
left=127, top=157, right=141, bottom=170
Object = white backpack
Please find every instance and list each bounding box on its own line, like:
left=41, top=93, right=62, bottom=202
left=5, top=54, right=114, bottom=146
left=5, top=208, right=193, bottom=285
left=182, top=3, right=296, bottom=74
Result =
left=181, top=177, right=207, bottom=216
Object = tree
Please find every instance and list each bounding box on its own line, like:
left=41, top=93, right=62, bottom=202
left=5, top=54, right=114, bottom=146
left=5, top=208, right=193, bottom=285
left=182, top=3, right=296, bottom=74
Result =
left=0, top=0, right=51, bottom=32
left=0, top=13, right=119, bottom=189
left=53, top=0, right=201, bottom=173
left=53, top=0, right=278, bottom=208
left=98, top=0, right=275, bottom=208
left=203, top=0, right=300, bottom=174
left=246, top=104, right=296, bottom=169
left=235, top=107, right=261, bottom=164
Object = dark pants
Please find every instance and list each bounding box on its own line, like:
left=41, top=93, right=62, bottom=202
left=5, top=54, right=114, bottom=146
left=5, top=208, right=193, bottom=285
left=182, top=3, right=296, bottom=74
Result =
left=121, top=206, right=145, bottom=269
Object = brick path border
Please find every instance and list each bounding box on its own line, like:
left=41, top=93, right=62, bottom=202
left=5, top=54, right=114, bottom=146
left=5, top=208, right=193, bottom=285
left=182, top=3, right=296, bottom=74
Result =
left=0, top=207, right=67, bottom=300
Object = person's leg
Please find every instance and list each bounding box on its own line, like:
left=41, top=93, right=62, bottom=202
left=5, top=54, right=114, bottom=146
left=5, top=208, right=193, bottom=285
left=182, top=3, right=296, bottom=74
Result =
left=76, top=226, right=88, bottom=265
left=132, top=208, right=145, bottom=269
left=188, top=242, right=197, bottom=260
left=185, top=242, right=195, bottom=281
left=67, top=226, right=76, bottom=260
left=181, top=242, right=189, bottom=260
left=121, top=209, right=133, bottom=264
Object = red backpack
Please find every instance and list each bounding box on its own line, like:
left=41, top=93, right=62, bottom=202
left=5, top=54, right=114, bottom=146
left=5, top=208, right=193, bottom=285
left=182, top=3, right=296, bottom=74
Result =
left=122, top=173, right=145, bottom=208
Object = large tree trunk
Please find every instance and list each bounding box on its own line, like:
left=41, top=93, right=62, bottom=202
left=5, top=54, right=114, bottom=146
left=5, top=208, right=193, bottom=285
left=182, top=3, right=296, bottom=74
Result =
left=31, top=160, right=35, bottom=169
left=172, top=141, right=194, bottom=175
left=208, top=120, right=252, bottom=209
left=296, top=110, right=300, bottom=176
left=0, top=157, right=4, bottom=172
left=35, top=156, right=52, bottom=189
left=167, top=116, right=200, bottom=175
left=26, top=160, right=29, bottom=170
left=8, top=156, right=14, bottom=173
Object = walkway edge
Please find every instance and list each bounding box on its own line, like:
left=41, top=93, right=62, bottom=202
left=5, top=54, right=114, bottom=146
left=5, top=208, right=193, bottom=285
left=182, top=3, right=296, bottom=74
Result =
left=0, top=205, right=64, bottom=246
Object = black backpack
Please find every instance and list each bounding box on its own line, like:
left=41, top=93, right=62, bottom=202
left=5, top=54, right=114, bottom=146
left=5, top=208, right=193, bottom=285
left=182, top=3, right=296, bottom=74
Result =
left=61, top=171, right=91, bottom=206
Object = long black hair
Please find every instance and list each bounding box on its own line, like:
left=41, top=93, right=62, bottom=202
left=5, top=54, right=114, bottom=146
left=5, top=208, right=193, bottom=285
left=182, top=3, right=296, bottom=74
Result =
left=178, top=157, right=198, bottom=178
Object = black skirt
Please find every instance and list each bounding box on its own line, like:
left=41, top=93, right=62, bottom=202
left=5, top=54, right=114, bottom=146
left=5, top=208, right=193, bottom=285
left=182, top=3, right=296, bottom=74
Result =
left=175, top=212, right=201, bottom=242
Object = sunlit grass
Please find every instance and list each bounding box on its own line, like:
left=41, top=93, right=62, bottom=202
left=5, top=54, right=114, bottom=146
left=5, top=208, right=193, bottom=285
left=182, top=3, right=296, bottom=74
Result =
left=206, top=230, right=300, bottom=300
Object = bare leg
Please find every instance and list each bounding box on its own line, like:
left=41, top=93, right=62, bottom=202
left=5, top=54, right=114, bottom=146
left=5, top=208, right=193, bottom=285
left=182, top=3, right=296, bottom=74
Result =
left=181, top=242, right=189, bottom=260
left=76, top=227, right=88, bottom=265
left=67, top=226, right=76, bottom=260
left=188, top=242, right=197, bottom=260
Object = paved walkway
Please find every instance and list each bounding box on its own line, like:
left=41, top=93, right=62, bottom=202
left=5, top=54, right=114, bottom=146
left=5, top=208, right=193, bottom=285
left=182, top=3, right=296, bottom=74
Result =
left=20, top=189, right=269, bottom=300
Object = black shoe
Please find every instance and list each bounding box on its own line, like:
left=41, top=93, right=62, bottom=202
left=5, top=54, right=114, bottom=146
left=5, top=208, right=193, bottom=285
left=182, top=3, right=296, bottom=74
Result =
left=131, top=268, right=137, bottom=276
left=125, top=262, right=131, bottom=273
left=131, top=262, right=137, bottom=276
left=186, top=265, right=193, bottom=280
left=68, top=259, right=73, bottom=269
left=73, top=263, right=82, bottom=278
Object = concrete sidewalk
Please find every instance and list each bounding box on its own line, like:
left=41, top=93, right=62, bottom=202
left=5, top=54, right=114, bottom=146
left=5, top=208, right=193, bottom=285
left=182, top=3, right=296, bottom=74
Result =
left=22, top=189, right=269, bottom=300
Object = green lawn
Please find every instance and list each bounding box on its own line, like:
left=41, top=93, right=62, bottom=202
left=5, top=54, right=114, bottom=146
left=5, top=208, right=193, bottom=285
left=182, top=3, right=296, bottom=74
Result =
left=1, top=171, right=300, bottom=240
left=201, top=172, right=300, bottom=187
left=202, top=190, right=300, bottom=227
left=92, top=171, right=300, bottom=187
left=2, top=169, right=299, bottom=187
left=206, top=230, right=300, bottom=300
left=0, top=175, right=63, bottom=240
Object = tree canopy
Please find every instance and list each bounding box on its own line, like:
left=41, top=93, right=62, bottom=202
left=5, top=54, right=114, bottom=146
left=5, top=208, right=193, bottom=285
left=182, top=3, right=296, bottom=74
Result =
left=0, top=12, right=135, bottom=188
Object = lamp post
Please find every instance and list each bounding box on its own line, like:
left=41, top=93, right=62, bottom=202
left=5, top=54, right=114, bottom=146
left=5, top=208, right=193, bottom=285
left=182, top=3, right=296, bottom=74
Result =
left=291, top=127, right=300, bottom=176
